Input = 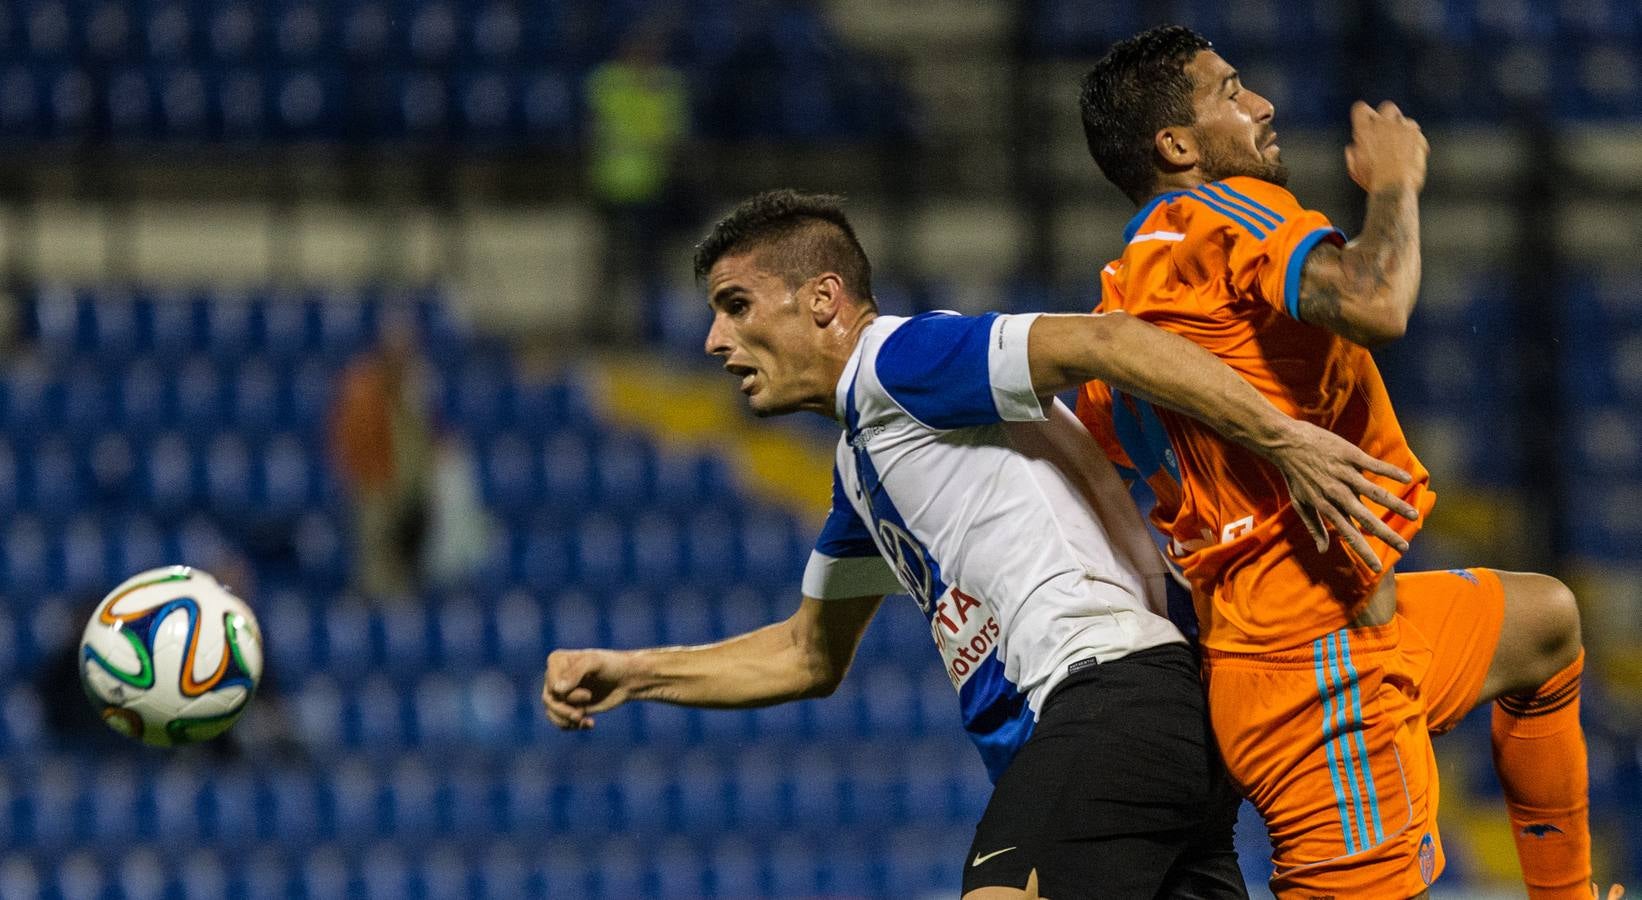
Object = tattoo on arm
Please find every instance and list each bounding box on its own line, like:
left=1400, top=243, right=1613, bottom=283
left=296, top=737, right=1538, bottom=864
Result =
left=1296, top=188, right=1420, bottom=346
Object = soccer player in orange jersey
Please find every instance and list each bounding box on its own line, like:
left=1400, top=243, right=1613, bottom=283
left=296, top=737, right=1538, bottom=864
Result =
left=1074, top=26, right=1620, bottom=900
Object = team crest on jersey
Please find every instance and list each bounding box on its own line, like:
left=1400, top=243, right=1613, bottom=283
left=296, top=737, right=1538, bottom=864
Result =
left=875, top=519, right=935, bottom=612
left=1418, top=833, right=1435, bottom=885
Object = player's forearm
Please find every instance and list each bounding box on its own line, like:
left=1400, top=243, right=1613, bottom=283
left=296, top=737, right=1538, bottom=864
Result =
left=1337, top=186, right=1422, bottom=341
left=1079, top=311, right=1297, bottom=456
left=622, top=618, right=834, bottom=709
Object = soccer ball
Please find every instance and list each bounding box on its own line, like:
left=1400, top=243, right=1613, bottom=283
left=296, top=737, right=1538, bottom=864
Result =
left=80, top=566, right=264, bottom=747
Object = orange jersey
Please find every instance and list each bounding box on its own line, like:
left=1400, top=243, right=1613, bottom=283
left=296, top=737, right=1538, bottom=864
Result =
left=1075, top=176, right=1435, bottom=653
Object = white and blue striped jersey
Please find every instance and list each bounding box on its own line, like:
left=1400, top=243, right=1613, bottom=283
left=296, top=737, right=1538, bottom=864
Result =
left=800, top=311, right=1187, bottom=782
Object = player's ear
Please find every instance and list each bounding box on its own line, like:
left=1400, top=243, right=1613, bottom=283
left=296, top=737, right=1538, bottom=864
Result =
left=1155, top=125, right=1199, bottom=169
left=808, top=272, right=844, bottom=327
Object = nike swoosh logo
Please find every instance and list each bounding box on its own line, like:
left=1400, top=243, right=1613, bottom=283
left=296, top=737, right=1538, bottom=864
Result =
left=971, top=847, right=1017, bottom=867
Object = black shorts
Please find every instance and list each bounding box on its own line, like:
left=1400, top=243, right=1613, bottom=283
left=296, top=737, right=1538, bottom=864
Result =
left=963, top=643, right=1248, bottom=899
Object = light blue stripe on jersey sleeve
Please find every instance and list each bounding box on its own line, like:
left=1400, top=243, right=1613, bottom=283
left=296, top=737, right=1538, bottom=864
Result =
left=874, top=312, right=1001, bottom=429
left=1283, top=227, right=1347, bottom=320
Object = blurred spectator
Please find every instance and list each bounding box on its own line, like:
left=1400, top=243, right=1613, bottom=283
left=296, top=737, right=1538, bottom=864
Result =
left=423, top=435, right=494, bottom=588
left=585, top=25, right=693, bottom=339
left=328, top=322, right=436, bottom=599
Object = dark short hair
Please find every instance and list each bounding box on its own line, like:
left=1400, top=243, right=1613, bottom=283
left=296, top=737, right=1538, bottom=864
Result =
left=692, top=189, right=874, bottom=303
left=1079, top=26, right=1213, bottom=204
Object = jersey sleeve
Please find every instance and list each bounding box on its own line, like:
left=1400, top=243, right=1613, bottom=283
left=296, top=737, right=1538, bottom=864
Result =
left=873, top=311, right=1045, bottom=429
left=1172, top=177, right=1345, bottom=320
left=800, top=467, right=902, bottom=599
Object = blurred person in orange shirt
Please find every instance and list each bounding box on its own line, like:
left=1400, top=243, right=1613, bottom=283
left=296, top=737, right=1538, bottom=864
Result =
left=329, top=322, right=435, bottom=598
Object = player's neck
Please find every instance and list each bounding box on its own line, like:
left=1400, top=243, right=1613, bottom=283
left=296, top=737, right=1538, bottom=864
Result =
left=1148, top=171, right=1208, bottom=201
left=819, top=311, right=877, bottom=425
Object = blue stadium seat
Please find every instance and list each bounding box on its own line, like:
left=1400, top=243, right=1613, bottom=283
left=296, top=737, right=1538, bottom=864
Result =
left=540, top=431, right=595, bottom=507
left=594, top=436, right=654, bottom=508
left=768, top=833, right=825, bottom=898
left=649, top=836, right=706, bottom=899
left=434, top=597, right=485, bottom=665
left=262, top=771, right=320, bottom=845
left=421, top=845, right=471, bottom=900
left=658, top=587, right=712, bottom=645
left=615, top=750, right=670, bottom=833
left=116, top=358, right=169, bottom=434
left=730, top=747, right=784, bottom=830
left=520, top=70, right=575, bottom=144
left=292, top=675, right=343, bottom=748
left=274, top=67, right=343, bottom=139
left=150, top=764, right=205, bottom=847
left=606, top=590, right=660, bottom=650
left=470, top=3, right=522, bottom=62
left=441, top=763, right=495, bottom=835
left=141, top=432, right=203, bottom=517
left=323, top=600, right=372, bottom=678
left=860, top=663, right=919, bottom=737
left=500, top=753, right=553, bottom=832
left=481, top=432, right=539, bottom=515
left=540, top=842, right=593, bottom=897
left=299, top=846, right=349, bottom=900
left=353, top=675, right=405, bottom=747
left=379, top=602, right=429, bottom=675
left=177, top=848, right=228, bottom=900
left=707, top=836, right=763, bottom=898
left=788, top=748, right=844, bottom=826
left=674, top=750, right=732, bottom=832
left=206, top=771, right=258, bottom=847
left=0, top=67, right=42, bottom=139
left=329, top=758, right=379, bottom=839
left=845, top=754, right=900, bottom=826
left=386, top=757, right=438, bottom=836
left=405, top=2, right=463, bottom=64
left=572, top=514, right=627, bottom=586
left=54, top=851, right=109, bottom=900
left=156, top=66, right=211, bottom=140
left=360, top=842, right=411, bottom=900
left=231, top=358, right=282, bottom=434
left=45, top=67, right=95, bottom=138
left=242, top=849, right=295, bottom=900
left=885, top=827, right=959, bottom=897
left=411, top=673, right=464, bottom=749
left=475, top=845, right=528, bottom=900
left=87, top=430, right=138, bottom=503
left=492, top=589, right=545, bottom=669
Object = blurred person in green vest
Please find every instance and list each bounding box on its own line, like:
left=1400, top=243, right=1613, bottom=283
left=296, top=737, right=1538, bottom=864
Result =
left=586, top=25, right=692, bottom=341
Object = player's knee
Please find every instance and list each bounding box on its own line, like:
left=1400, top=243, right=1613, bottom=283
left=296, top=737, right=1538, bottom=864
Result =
left=1526, top=575, right=1582, bottom=677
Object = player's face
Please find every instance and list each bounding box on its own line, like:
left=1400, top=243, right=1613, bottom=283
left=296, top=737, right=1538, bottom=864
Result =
left=704, top=253, right=831, bottom=417
left=1186, top=50, right=1289, bottom=187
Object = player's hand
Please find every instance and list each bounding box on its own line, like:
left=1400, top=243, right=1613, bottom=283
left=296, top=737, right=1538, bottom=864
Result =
left=1344, top=100, right=1428, bottom=194
left=1266, top=419, right=1420, bottom=573
left=543, top=648, right=633, bottom=731
left=1594, top=883, right=1624, bottom=900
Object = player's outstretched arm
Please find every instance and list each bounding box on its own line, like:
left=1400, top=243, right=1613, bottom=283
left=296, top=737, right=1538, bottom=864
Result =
left=542, top=594, right=882, bottom=730
left=1297, top=100, right=1427, bottom=347
left=1029, top=311, right=1418, bottom=570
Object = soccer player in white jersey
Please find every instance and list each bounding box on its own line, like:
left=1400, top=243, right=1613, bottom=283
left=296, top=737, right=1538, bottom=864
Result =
left=544, top=190, right=1419, bottom=899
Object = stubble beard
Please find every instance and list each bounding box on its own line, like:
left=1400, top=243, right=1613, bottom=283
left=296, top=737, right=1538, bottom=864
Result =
left=1197, top=130, right=1290, bottom=188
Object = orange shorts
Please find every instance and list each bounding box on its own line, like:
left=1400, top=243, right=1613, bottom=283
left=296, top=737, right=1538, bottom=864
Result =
left=1203, top=568, right=1506, bottom=899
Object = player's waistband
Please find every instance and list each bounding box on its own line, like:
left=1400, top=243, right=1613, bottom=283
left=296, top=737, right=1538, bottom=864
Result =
left=1200, top=619, right=1399, bottom=667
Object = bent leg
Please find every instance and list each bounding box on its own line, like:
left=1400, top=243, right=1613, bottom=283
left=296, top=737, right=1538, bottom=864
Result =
left=1403, top=569, right=1590, bottom=899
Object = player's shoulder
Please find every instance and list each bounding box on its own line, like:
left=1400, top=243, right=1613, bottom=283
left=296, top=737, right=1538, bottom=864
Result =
left=1176, top=177, right=1305, bottom=238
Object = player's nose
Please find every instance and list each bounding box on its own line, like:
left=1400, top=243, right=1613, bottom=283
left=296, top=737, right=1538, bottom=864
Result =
left=704, top=314, right=731, bottom=358
left=1250, top=90, right=1275, bottom=123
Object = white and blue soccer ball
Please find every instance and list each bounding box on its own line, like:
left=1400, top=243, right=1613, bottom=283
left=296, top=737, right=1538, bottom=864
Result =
left=80, top=566, right=264, bottom=747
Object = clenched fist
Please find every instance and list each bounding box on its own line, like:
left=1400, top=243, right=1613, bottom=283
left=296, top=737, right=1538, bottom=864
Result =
left=542, top=648, right=633, bottom=730
left=1344, top=100, right=1429, bottom=194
